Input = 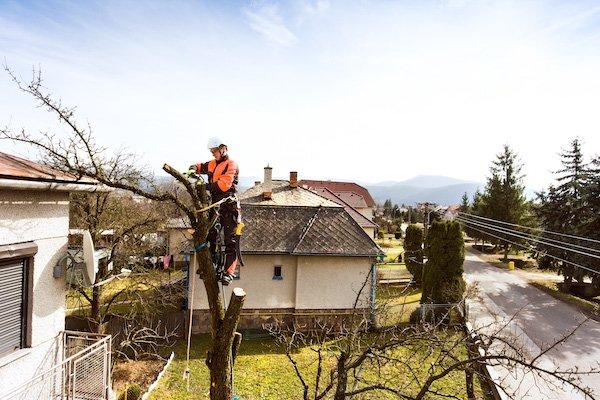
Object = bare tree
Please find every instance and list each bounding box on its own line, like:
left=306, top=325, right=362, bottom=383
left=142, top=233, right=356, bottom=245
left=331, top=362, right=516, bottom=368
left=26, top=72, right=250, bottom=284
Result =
left=1, top=66, right=244, bottom=400
left=66, top=191, right=172, bottom=332
left=268, top=279, right=599, bottom=400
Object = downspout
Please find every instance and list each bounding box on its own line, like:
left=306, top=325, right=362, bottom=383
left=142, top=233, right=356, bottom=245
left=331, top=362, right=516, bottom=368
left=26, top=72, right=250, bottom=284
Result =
left=369, top=261, right=377, bottom=329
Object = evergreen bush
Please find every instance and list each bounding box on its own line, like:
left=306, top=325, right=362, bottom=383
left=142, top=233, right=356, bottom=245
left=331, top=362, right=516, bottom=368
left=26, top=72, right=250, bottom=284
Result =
left=421, top=220, right=466, bottom=304
left=404, top=224, right=424, bottom=284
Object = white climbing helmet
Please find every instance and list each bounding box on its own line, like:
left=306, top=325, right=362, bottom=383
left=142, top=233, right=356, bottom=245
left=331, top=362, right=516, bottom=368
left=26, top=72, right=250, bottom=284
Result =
left=207, top=136, right=226, bottom=150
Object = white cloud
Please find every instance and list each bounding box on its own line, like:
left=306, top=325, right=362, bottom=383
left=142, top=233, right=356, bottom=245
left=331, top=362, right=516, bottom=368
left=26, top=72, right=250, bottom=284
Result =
left=245, top=3, right=298, bottom=46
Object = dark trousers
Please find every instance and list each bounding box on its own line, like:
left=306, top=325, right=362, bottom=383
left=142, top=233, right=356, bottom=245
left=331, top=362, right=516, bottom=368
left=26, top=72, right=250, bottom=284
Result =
left=207, top=201, right=239, bottom=275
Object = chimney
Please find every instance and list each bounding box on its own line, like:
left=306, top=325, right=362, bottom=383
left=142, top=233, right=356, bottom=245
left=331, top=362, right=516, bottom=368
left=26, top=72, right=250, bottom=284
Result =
left=262, top=165, right=273, bottom=200
left=289, top=171, right=298, bottom=188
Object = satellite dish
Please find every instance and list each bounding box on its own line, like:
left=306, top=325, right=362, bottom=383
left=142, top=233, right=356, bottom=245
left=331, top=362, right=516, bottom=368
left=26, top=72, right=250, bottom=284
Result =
left=82, top=230, right=99, bottom=286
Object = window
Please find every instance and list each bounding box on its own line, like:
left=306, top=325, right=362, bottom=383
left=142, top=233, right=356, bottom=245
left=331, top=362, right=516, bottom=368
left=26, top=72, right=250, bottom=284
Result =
left=273, top=265, right=283, bottom=280
left=0, top=242, right=36, bottom=358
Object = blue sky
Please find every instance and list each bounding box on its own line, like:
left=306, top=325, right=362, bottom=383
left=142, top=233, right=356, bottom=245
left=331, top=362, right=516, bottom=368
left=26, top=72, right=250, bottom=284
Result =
left=1, top=0, right=600, bottom=190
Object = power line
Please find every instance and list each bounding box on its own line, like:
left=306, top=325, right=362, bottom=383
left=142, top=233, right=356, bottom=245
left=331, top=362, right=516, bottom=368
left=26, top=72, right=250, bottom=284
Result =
left=458, top=211, right=600, bottom=246
left=456, top=216, right=600, bottom=261
left=458, top=219, right=600, bottom=277
left=458, top=214, right=600, bottom=255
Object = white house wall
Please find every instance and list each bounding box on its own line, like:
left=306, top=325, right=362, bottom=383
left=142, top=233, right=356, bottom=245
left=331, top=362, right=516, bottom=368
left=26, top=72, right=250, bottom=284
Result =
left=189, top=253, right=372, bottom=311
left=295, top=256, right=372, bottom=309
left=189, top=254, right=297, bottom=310
left=0, top=190, right=69, bottom=392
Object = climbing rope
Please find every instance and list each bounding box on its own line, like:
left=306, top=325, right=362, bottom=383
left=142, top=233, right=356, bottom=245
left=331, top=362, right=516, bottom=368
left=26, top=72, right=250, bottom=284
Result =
left=183, top=253, right=197, bottom=391
left=195, top=195, right=237, bottom=214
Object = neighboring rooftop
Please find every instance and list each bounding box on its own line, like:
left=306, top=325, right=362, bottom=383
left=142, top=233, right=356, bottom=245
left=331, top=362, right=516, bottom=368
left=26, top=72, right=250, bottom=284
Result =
left=242, top=205, right=381, bottom=256
left=240, top=180, right=341, bottom=208
left=299, top=180, right=376, bottom=208
left=0, top=152, right=101, bottom=191
left=310, top=187, right=377, bottom=229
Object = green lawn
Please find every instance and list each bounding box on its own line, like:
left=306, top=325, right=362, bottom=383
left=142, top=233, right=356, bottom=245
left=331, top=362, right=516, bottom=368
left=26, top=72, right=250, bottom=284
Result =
left=376, top=284, right=422, bottom=325
left=66, top=269, right=185, bottom=315
left=148, top=333, right=486, bottom=400
left=376, top=237, right=404, bottom=263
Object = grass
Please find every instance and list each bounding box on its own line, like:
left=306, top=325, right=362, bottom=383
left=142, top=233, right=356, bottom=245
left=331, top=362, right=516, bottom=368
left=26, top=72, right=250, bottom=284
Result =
left=375, top=236, right=404, bottom=263
left=530, top=280, right=600, bottom=320
left=149, top=332, right=487, bottom=400
left=376, top=284, right=422, bottom=325
left=66, top=269, right=185, bottom=315
left=377, top=263, right=411, bottom=281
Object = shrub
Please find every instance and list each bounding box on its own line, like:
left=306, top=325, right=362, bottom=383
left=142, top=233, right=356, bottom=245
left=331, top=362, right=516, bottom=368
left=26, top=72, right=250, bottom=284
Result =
left=421, top=221, right=466, bottom=304
left=404, top=224, right=424, bottom=284
left=118, top=384, right=142, bottom=400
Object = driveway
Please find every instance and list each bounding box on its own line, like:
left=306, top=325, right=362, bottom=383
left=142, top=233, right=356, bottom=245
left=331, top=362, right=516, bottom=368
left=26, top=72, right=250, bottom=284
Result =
left=464, top=251, right=600, bottom=399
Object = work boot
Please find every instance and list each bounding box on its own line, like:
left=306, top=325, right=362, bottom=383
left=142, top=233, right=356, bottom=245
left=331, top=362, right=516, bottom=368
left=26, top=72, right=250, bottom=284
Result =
left=220, top=272, right=234, bottom=286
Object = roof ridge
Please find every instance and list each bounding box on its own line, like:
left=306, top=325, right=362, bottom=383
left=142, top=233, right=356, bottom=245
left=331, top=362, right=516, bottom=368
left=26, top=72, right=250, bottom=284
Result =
left=292, top=206, right=322, bottom=253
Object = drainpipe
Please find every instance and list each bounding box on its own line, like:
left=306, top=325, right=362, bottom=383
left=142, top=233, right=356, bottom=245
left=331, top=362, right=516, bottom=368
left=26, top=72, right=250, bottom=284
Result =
left=369, top=262, right=377, bottom=329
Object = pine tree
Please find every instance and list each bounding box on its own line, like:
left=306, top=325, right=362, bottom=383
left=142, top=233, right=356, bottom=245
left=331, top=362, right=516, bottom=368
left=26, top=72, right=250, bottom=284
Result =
left=536, top=138, right=592, bottom=283
left=481, top=145, right=528, bottom=261
left=460, top=192, right=470, bottom=213
left=404, top=224, right=424, bottom=284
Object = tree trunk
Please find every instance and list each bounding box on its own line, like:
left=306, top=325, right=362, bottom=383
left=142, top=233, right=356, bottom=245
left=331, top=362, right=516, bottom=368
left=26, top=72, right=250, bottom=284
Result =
left=90, top=285, right=100, bottom=332
left=334, top=355, right=348, bottom=400
left=465, top=367, right=475, bottom=400
left=206, top=288, right=246, bottom=400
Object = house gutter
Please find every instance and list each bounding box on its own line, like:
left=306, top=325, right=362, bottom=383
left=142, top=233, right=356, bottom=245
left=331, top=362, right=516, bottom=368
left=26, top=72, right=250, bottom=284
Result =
left=0, top=178, right=110, bottom=192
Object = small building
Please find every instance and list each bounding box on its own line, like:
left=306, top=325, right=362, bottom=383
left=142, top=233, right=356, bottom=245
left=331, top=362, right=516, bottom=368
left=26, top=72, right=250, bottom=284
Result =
left=0, top=152, right=112, bottom=399
left=169, top=167, right=383, bottom=332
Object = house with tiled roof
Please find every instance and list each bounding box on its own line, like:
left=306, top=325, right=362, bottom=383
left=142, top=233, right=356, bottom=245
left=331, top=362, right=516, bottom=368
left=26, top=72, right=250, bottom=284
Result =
left=167, top=167, right=383, bottom=332
left=298, top=179, right=377, bottom=221
left=308, top=187, right=378, bottom=239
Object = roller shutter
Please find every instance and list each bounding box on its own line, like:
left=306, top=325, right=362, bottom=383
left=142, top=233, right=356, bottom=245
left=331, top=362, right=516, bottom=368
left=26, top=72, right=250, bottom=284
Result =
left=0, top=259, right=26, bottom=357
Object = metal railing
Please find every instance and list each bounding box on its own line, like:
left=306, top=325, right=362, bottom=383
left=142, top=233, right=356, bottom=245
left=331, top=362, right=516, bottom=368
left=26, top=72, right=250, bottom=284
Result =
left=0, top=331, right=111, bottom=400
left=420, top=300, right=469, bottom=322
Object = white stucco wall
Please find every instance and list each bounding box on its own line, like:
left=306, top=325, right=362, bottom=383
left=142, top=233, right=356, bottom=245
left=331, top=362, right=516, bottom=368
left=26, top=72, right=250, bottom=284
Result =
left=190, top=254, right=297, bottom=309
left=190, top=253, right=373, bottom=311
left=295, top=256, right=372, bottom=309
left=0, top=189, right=69, bottom=394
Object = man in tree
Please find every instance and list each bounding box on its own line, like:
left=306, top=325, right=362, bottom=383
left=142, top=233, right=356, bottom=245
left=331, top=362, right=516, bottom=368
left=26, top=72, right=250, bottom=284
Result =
left=191, top=136, right=241, bottom=285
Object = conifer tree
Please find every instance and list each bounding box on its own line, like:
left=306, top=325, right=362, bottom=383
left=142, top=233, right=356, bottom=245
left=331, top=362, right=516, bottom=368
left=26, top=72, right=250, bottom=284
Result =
left=481, top=145, right=528, bottom=261
left=536, top=138, right=592, bottom=283
left=421, top=220, right=465, bottom=304
left=404, top=224, right=424, bottom=284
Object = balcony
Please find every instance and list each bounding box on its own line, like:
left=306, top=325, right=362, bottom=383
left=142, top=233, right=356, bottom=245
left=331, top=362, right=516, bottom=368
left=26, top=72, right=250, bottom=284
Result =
left=0, top=331, right=112, bottom=400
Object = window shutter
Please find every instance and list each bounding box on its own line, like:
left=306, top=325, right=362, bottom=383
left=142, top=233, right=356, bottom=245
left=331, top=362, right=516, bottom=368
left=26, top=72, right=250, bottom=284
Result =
left=0, top=259, right=25, bottom=357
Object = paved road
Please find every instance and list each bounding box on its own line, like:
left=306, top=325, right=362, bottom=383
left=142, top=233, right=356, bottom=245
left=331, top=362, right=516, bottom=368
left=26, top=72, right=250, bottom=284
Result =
left=464, top=251, right=600, bottom=399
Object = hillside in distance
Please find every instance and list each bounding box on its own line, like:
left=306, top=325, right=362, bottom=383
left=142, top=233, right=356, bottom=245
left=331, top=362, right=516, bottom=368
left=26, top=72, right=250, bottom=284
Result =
left=366, top=175, right=482, bottom=206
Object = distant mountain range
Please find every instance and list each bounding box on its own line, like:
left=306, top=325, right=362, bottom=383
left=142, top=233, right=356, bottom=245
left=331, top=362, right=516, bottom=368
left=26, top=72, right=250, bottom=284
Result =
left=365, top=175, right=482, bottom=207
left=157, top=173, right=482, bottom=207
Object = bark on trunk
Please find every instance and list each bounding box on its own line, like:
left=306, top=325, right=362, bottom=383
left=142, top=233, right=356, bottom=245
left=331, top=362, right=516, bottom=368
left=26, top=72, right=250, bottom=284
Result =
left=334, top=355, right=348, bottom=400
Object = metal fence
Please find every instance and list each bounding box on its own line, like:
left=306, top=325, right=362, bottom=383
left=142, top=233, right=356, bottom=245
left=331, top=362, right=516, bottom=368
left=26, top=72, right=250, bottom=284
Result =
left=0, top=331, right=111, bottom=400
left=420, top=300, right=469, bottom=322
